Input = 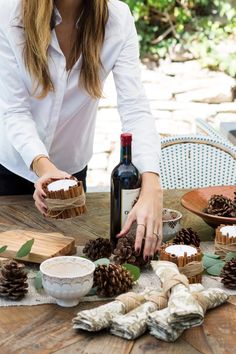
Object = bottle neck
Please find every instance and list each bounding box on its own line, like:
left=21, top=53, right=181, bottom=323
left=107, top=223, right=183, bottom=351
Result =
left=120, top=145, right=131, bottom=164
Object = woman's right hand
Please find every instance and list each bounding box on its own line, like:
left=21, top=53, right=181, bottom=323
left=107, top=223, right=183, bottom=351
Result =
left=33, top=168, right=71, bottom=215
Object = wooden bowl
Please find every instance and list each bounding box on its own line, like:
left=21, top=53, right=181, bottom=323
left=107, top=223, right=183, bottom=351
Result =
left=181, top=186, right=236, bottom=228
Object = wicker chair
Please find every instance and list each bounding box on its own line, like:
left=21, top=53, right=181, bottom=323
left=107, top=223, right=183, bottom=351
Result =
left=160, top=135, right=236, bottom=189
left=196, top=118, right=234, bottom=146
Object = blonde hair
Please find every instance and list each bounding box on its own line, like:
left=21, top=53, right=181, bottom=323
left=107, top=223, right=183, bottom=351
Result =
left=22, top=0, right=108, bottom=99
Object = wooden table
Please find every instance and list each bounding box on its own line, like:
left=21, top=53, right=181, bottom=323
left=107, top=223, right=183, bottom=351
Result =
left=0, top=190, right=235, bottom=354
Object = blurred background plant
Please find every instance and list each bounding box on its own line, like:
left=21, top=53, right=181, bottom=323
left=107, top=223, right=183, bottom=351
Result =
left=123, top=0, right=236, bottom=77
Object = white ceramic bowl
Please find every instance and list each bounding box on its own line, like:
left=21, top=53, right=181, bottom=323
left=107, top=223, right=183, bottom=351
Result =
left=40, top=256, right=95, bottom=307
left=162, top=208, right=182, bottom=242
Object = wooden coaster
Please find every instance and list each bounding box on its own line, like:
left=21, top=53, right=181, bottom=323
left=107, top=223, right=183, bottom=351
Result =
left=160, top=244, right=203, bottom=284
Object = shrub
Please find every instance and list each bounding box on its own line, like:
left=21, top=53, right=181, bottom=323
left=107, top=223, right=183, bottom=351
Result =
left=123, top=0, right=236, bottom=77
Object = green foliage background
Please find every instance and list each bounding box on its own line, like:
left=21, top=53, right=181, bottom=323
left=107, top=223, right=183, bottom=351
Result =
left=122, top=0, right=236, bottom=77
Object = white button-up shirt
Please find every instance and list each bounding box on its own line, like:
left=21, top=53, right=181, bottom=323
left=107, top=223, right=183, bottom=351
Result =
left=0, top=0, right=161, bottom=183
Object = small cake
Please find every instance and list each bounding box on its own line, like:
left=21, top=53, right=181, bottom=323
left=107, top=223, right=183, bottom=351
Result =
left=160, top=244, right=203, bottom=284
left=44, top=178, right=86, bottom=219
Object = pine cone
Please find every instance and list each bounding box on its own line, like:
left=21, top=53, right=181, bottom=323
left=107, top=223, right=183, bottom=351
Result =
left=206, top=194, right=235, bottom=217
left=221, top=259, right=236, bottom=289
left=93, top=264, right=134, bottom=297
left=83, top=237, right=112, bottom=261
left=113, top=225, right=149, bottom=268
left=173, top=228, right=200, bottom=248
left=0, top=260, right=28, bottom=300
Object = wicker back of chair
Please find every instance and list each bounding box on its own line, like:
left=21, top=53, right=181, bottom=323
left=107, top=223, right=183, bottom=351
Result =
left=160, top=135, right=236, bottom=189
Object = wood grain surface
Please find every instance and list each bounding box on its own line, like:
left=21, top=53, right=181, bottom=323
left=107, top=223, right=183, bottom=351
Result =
left=0, top=191, right=235, bottom=354
left=0, top=224, right=75, bottom=263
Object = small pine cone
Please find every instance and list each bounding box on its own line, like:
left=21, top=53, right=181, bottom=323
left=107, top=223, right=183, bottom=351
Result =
left=113, top=225, right=149, bottom=268
left=93, top=264, right=134, bottom=297
left=0, top=260, right=28, bottom=300
left=221, top=259, right=236, bottom=289
left=173, top=228, right=200, bottom=248
left=83, top=237, right=112, bottom=261
left=206, top=194, right=235, bottom=217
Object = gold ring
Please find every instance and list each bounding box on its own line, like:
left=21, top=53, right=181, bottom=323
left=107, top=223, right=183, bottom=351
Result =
left=153, top=232, right=159, bottom=239
left=137, top=223, right=146, bottom=229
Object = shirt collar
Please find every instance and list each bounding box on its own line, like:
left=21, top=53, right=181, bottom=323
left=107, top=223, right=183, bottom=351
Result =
left=51, top=6, right=82, bottom=29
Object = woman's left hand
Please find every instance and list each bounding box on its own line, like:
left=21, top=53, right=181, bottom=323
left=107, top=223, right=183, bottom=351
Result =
left=117, top=172, right=163, bottom=260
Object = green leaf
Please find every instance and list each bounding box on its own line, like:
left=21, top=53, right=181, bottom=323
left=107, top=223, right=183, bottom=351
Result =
left=87, top=287, right=97, bottom=296
left=203, top=255, right=222, bottom=269
left=94, top=258, right=110, bottom=267
left=16, top=239, right=35, bottom=258
left=0, top=246, right=7, bottom=254
left=203, top=253, right=221, bottom=259
left=34, top=271, right=43, bottom=290
left=122, top=263, right=140, bottom=281
left=224, top=252, right=236, bottom=262
left=207, top=262, right=225, bottom=276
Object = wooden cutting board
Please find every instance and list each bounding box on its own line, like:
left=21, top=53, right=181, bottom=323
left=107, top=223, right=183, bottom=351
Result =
left=0, top=224, right=76, bottom=264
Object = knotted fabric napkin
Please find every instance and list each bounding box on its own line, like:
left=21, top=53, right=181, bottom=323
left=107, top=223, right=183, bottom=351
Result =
left=110, top=283, right=204, bottom=340
left=147, top=288, right=229, bottom=342
left=152, top=261, right=205, bottom=328
left=73, top=292, right=146, bottom=331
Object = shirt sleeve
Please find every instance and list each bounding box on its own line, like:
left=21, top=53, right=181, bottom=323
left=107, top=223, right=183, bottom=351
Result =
left=0, top=26, right=49, bottom=169
left=112, top=6, right=161, bottom=176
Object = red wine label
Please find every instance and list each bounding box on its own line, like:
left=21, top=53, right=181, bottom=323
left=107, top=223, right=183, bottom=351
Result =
left=121, top=188, right=140, bottom=227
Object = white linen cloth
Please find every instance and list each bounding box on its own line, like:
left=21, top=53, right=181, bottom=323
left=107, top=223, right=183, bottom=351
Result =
left=0, top=0, right=160, bottom=182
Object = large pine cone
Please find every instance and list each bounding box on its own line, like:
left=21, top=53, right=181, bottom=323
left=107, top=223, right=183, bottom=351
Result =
left=94, top=264, right=134, bottom=297
left=173, top=228, right=200, bottom=248
left=205, top=194, right=235, bottom=217
left=113, top=232, right=149, bottom=268
left=83, top=237, right=112, bottom=261
left=221, top=259, right=236, bottom=289
left=0, top=260, right=28, bottom=300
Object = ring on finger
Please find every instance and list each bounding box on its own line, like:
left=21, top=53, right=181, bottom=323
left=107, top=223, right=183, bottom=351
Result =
left=153, top=232, right=160, bottom=239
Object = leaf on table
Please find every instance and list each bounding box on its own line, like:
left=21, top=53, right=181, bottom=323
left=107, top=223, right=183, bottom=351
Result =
left=16, top=239, right=35, bottom=258
left=87, top=287, right=97, bottom=296
left=94, top=258, right=110, bottom=267
left=224, top=252, right=236, bottom=262
left=0, top=246, right=7, bottom=254
left=203, top=255, right=223, bottom=269
left=207, top=262, right=225, bottom=276
left=122, top=263, right=140, bottom=281
left=34, top=271, right=43, bottom=290
left=203, top=253, right=221, bottom=259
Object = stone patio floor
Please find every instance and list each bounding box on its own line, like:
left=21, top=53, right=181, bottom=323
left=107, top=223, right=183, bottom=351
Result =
left=87, top=60, right=236, bottom=191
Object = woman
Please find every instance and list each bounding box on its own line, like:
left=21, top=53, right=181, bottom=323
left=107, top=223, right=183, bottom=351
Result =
left=0, top=0, right=163, bottom=259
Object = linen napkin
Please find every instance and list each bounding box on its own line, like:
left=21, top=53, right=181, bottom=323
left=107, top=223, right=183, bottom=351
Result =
left=147, top=288, right=229, bottom=342
left=73, top=292, right=145, bottom=331
left=110, top=283, right=204, bottom=340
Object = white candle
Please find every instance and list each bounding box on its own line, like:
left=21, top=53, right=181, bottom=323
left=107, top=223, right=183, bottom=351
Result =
left=48, top=179, right=77, bottom=192
left=220, top=225, right=236, bottom=238
left=165, top=245, right=197, bottom=256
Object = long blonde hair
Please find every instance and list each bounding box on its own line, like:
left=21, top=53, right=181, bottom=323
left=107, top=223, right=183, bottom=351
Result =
left=22, top=0, right=109, bottom=99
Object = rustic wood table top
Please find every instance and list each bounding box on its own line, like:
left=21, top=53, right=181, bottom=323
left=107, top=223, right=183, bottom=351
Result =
left=0, top=190, right=235, bottom=354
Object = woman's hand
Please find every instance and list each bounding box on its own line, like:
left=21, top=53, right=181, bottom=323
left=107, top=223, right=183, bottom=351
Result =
left=117, top=172, right=163, bottom=260
left=32, top=157, right=71, bottom=215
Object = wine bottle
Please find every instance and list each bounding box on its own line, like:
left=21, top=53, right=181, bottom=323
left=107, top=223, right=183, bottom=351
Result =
left=110, top=133, right=141, bottom=249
